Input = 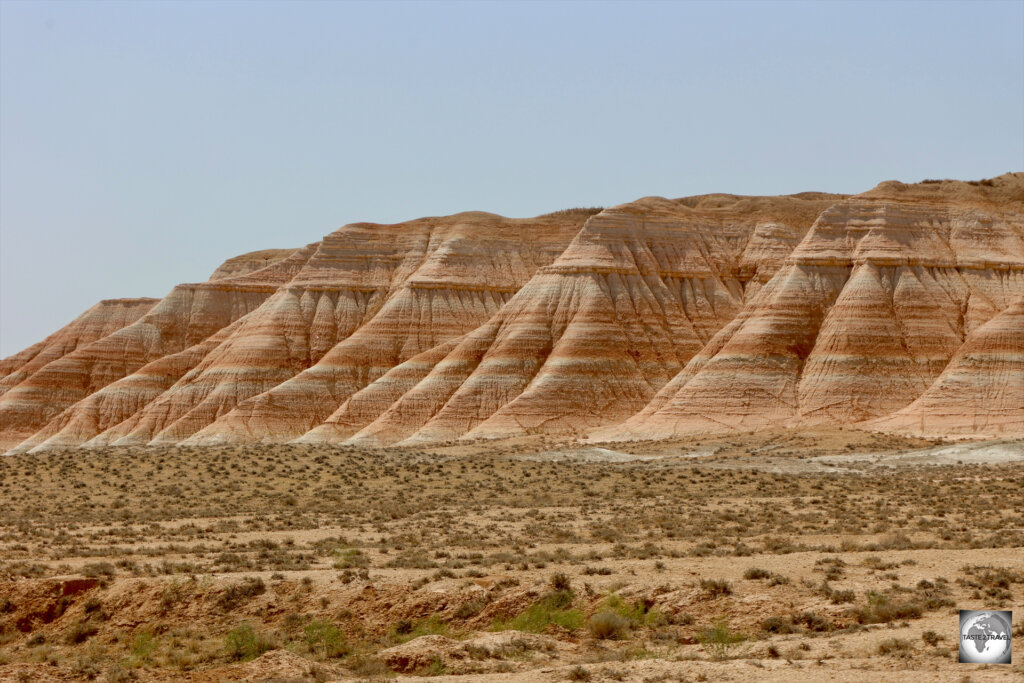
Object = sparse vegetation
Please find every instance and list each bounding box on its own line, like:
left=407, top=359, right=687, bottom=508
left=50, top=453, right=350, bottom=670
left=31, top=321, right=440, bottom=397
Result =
left=696, top=619, right=747, bottom=660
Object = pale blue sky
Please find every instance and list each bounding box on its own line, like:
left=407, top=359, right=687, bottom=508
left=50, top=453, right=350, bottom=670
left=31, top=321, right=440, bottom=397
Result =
left=1, top=0, right=1022, bottom=356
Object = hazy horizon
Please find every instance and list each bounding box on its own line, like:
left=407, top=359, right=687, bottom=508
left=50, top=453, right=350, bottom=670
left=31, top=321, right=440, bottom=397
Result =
left=2, top=0, right=1022, bottom=356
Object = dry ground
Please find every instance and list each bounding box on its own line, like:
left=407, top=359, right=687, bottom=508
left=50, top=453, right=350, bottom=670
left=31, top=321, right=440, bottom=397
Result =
left=0, top=429, right=1022, bottom=681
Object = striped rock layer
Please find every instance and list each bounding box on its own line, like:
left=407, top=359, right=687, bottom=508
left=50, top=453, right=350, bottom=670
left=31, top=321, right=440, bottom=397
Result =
left=2, top=175, right=1022, bottom=452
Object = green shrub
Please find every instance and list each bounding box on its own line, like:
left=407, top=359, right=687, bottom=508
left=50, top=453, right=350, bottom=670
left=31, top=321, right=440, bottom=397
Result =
left=225, top=623, right=274, bottom=662
left=696, top=619, right=747, bottom=660
left=128, top=632, right=157, bottom=666
left=333, top=548, right=369, bottom=569
left=600, top=594, right=665, bottom=628
left=303, top=620, right=349, bottom=659
left=493, top=590, right=582, bottom=633
left=390, top=615, right=449, bottom=642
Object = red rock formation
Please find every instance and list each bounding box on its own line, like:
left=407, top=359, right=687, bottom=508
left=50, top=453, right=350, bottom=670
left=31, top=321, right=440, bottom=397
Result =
left=0, top=246, right=315, bottom=451
left=3, top=175, right=1021, bottom=452
left=597, top=175, right=1024, bottom=441
left=0, top=298, right=158, bottom=398
left=179, top=211, right=590, bottom=445
left=867, top=297, right=1024, bottom=438
left=333, top=194, right=838, bottom=446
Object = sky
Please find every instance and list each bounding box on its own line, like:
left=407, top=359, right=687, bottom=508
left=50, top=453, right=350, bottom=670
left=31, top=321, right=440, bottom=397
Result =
left=1, top=1, right=1022, bottom=356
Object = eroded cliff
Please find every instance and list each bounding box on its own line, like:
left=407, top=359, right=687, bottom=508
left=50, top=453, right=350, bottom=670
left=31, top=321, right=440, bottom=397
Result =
left=2, top=175, right=1020, bottom=451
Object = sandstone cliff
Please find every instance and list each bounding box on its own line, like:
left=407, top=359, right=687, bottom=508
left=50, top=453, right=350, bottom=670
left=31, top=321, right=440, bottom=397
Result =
left=2, top=175, right=1021, bottom=451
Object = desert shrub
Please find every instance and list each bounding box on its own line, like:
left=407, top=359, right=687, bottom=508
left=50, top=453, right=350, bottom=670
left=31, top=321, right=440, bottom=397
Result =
left=957, top=565, right=1024, bottom=601
left=761, top=535, right=799, bottom=554
left=587, top=610, right=630, bottom=640
left=699, top=578, right=732, bottom=597
left=333, top=548, right=369, bottom=569
left=582, top=566, right=613, bottom=576
left=823, top=566, right=844, bottom=580
left=102, top=664, right=136, bottom=682
left=793, top=611, right=836, bottom=632
left=914, top=580, right=955, bottom=610
left=454, top=599, right=487, bottom=619
left=65, top=619, right=99, bottom=644
left=922, top=630, right=941, bottom=646
left=696, top=619, right=747, bottom=660
left=850, top=591, right=923, bottom=624
left=760, top=616, right=797, bottom=634
left=862, top=556, right=899, bottom=571
left=225, top=623, right=274, bottom=661
left=743, top=566, right=789, bottom=585
left=817, top=581, right=856, bottom=604
left=303, top=620, right=349, bottom=659
left=82, top=562, right=116, bottom=579
left=159, top=579, right=191, bottom=614
left=70, top=651, right=103, bottom=679
left=567, top=664, right=593, bottom=680
left=218, top=577, right=266, bottom=611
left=877, top=637, right=913, bottom=656
left=550, top=572, right=572, bottom=592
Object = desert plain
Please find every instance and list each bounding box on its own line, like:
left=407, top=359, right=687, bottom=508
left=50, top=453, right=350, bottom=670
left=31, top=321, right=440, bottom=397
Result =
left=0, top=430, right=1022, bottom=682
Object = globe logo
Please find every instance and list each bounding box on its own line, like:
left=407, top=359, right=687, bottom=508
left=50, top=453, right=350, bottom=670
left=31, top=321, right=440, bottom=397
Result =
left=958, top=610, right=1012, bottom=664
